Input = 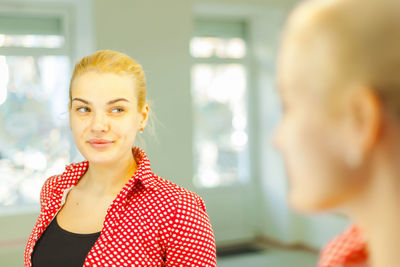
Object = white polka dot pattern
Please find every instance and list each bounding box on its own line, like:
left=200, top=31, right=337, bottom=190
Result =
left=318, top=225, right=368, bottom=267
left=24, top=147, right=217, bottom=267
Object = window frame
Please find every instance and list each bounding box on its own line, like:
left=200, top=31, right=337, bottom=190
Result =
left=0, top=4, right=74, bottom=57
left=190, top=18, right=252, bottom=188
left=0, top=0, right=93, bottom=216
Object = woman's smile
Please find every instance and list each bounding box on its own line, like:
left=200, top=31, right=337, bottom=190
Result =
left=87, top=138, right=114, bottom=150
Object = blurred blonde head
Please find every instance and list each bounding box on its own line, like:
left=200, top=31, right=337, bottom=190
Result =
left=280, top=0, right=400, bottom=117
left=275, top=0, right=400, bottom=212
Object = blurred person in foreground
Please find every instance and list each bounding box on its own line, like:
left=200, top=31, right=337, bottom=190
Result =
left=274, top=0, right=400, bottom=266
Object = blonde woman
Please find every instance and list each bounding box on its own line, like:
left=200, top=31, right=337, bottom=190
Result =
left=274, top=0, right=400, bottom=266
left=24, top=50, right=216, bottom=266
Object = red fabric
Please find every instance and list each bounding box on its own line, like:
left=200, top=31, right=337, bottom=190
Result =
left=318, top=225, right=368, bottom=267
left=25, top=147, right=217, bottom=267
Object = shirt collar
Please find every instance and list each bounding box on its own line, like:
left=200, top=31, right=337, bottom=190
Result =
left=58, top=146, right=158, bottom=194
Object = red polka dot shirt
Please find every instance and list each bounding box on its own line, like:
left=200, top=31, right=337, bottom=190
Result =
left=318, top=225, right=368, bottom=267
left=24, top=147, right=217, bottom=267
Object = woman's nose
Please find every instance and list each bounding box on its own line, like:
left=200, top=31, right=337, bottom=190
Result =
left=90, top=112, right=110, bottom=133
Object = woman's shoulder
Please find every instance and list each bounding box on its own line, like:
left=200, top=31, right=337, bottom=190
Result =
left=153, top=175, right=207, bottom=212
left=40, top=161, right=86, bottom=199
left=39, top=174, right=61, bottom=206
left=318, top=225, right=368, bottom=267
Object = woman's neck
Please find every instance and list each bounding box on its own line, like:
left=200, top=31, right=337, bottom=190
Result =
left=347, top=153, right=400, bottom=267
left=77, top=150, right=138, bottom=196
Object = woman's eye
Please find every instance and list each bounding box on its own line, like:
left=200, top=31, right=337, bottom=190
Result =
left=111, top=107, right=124, bottom=113
left=76, top=107, right=90, bottom=113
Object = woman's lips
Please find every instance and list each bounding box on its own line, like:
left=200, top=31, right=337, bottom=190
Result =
left=87, top=139, right=114, bottom=149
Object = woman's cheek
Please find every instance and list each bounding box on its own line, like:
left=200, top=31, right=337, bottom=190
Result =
left=285, top=115, right=330, bottom=203
left=71, top=116, right=89, bottom=140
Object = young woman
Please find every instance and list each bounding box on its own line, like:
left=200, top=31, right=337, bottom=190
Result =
left=274, top=0, right=400, bottom=266
left=24, top=50, right=217, bottom=267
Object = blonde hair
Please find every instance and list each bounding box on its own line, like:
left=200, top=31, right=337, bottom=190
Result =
left=69, top=50, right=147, bottom=110
left=284, top=0, right=400, bottom=117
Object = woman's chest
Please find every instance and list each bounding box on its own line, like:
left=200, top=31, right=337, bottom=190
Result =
left=56, top=188, right=116, bottom=233
left=32, top=187, right=169, bottom=266
left=81, top=205, right=166, bottom=266
left=32, top=202, right=165, bottom=266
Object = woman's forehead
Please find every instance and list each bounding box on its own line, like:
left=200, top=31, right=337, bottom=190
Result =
left=71, top=71, right=137, bottom=101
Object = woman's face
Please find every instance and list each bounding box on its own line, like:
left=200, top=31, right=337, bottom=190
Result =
left=69, top=71, right=146, bottom=165
left=273, top=34, right=365, bottom=213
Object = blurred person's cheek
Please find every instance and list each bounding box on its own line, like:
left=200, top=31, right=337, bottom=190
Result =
left=278, top=104, right=355, bottom=213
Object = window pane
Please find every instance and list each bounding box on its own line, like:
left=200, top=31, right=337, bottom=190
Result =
left=0, top=34, right=65, bottom=48
left=0, top=55, right=71, bottom=207
left=190, top=37, right=246, bottom=59
left=192, top=64, right=249, bottom=187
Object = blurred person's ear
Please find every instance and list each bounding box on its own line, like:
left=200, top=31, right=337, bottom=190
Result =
left=344, top=86, right=382, bottom=167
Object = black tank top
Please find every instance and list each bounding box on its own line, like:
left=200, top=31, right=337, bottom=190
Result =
left=31, top=214, right=101, bottom=267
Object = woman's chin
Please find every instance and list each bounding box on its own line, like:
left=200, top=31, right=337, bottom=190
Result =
left=80, top=150, right=117, bottom=165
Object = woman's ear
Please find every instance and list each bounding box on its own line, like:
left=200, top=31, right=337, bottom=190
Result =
left=345, top=86, right=383, bottom=166
left=139, top=104, right=149, bottom=130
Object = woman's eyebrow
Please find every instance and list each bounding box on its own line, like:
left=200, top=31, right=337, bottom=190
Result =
left=107, top=98, right=130, bottom=104
left=71, top=98, right=130, bottom=105
left=71, top=98, right=90, bottom=104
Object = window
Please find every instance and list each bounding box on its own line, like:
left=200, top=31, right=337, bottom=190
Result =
left=0, top=11, right=72, bottom=210
left=191, top=19, right=250, bottom=188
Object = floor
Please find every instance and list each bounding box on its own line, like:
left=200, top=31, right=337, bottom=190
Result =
left=218, top=248, right=318, bottom=267
left=0, top=244, right=319, bottom=267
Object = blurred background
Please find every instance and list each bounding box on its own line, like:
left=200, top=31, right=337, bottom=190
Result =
left=0, top=0, right=349, bottom=266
